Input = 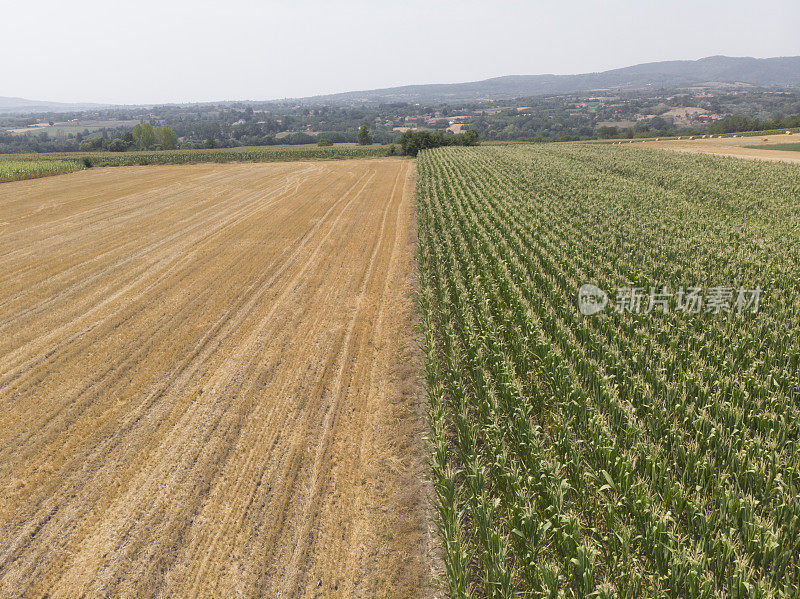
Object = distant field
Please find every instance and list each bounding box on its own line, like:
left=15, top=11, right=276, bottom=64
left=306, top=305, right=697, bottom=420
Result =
left=0, top=144, right=393, bottom=182
left=632, top=132, right=800, bottom=164
left=745, top=142, right=800, bottom=152
left=596, top=120, right=636, bottom=129
left=5, top=119, right=139, bottom=135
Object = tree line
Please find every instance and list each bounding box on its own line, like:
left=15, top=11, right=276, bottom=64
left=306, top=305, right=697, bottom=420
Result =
left=396, top=129, right=479, bottom=156
left=78, top=124, right=178, bottom=152
left=707, top=113, right=800, bottom=134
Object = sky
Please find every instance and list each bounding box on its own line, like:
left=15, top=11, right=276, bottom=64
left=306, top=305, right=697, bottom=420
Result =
left=3, top=0, right=799, bottom=105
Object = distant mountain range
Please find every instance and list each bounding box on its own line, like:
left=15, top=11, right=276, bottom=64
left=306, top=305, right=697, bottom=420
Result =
left=0, top=96, right=108, bottom=114
left=3, top=55, right=800, bottom=113
left=299, top=55, right=800, bottom=104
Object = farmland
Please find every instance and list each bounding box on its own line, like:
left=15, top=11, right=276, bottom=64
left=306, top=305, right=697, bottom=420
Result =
left=746, top=143, right=800, bottom=153
left=4, top=119, right=140, bottom=135
left=0, top=144, right=394, bottom=183
left=31, top=143, right=392, bottom=166
left=418, top=144, right=800, bottom=597
left=640, top=133, right=800, bottom=165
left=0, top=159, right=434, bottom=597
left=3, top=135, right=800, bottom=597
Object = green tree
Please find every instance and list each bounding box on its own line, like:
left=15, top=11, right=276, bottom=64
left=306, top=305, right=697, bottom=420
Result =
left=78, top=137, right=104, bottom=152
left=157, top=125, right=178, bottom=150
left=461, top=129, right=479, bottom=146
left=398, top=130, right=434, bottom=156
left=357, top=125, right=372, bottom=145
left=132, top=123, right=157, bottom=149
left=397, top=129, right=479, bottom=156
left=648, top=116, right=669, bottom=131
left=597, top=126, right=618, bottom=139
left=106, top=138, right=129, bottom=152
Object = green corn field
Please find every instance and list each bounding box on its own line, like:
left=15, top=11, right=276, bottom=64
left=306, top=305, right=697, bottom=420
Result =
left=0, top=144, right=394, bottom=183
left=0, top=159, right=83, bottom=183
left=36, top=144, right=392, bottom=166
left=417, top=144, right=800, bottom=597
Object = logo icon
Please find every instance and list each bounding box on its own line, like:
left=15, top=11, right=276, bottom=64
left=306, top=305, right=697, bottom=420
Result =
left=578, top=284, right=608, bottom=316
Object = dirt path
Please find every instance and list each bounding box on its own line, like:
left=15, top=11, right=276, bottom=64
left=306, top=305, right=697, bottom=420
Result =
left=630, top=132, right=800, bottom=164
left=0, top=160, right=437, bottom=598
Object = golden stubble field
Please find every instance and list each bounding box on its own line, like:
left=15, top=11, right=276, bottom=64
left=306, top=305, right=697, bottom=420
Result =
left=631, top=132, right=800, bottom=163
left=0, top=159, right=437, bottom=597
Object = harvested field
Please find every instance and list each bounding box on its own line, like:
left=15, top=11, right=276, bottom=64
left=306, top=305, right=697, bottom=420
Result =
left=0, top=160, right=435, bottom=597
left=642, top=132, right=800, bottom=164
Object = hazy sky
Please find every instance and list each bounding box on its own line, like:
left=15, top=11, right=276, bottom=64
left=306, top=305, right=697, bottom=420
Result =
left=3, top=0, right=799, bottom=104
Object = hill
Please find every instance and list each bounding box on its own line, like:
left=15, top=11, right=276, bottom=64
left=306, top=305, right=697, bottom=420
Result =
left=0, top=97, right=108, bottom=114
left=299, top=56, right=800, bottom=104
left=4, top=56, right=800, bottom=113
